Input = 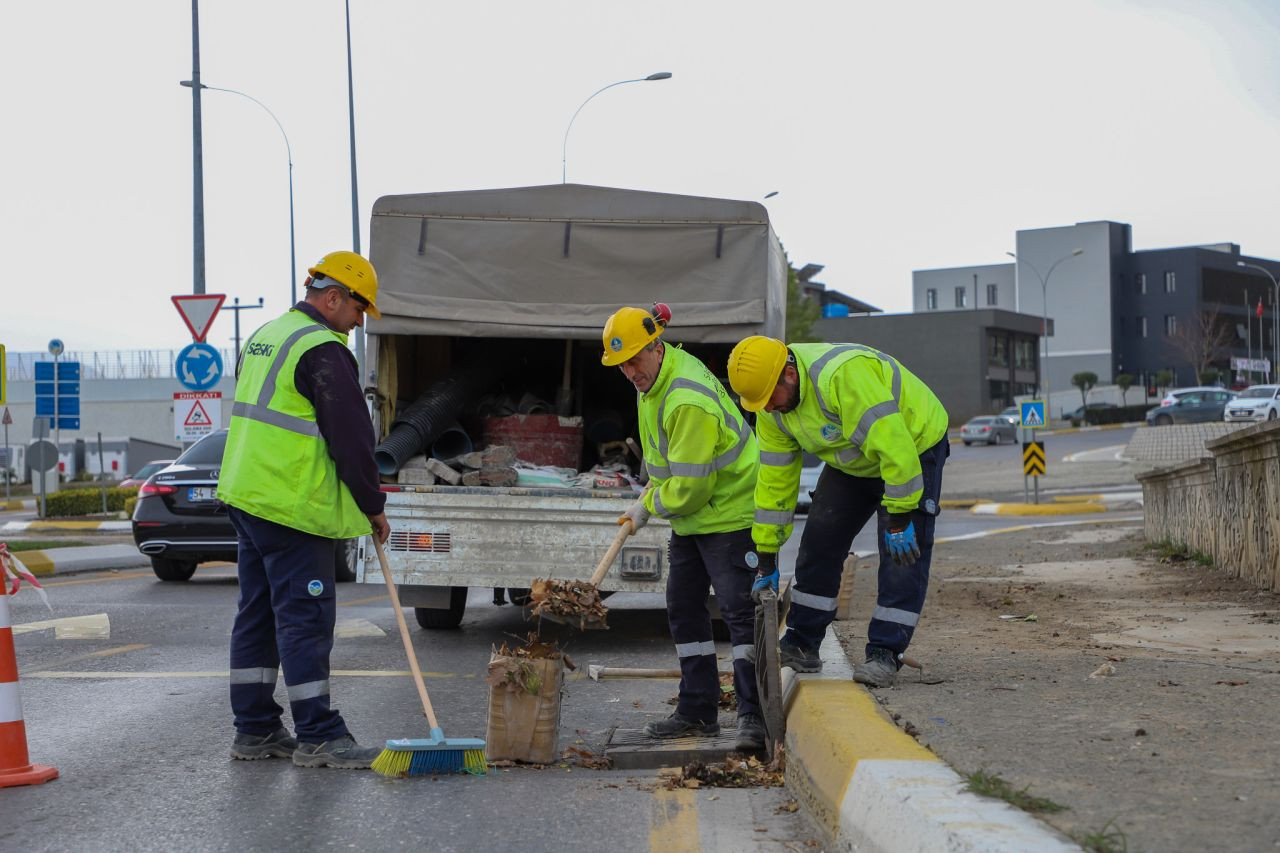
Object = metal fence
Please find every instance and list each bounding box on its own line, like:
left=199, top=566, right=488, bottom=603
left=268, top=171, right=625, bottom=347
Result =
left=5, top=349, right=235, bottom=381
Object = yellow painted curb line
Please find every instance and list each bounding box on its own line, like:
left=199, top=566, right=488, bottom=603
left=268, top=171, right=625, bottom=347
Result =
left=939, top=498, right=990, bottom=509
left=1051, top=493, right=1101, bottom=502
left=23, top=520, right=113, bottom=530
left=975, top=502, right=1107, bottom=516
left=15, top=550, right=54, bottom=576
left=2, top=500, right=24, bottom=511
left=785, top=679, right=936, bottom=838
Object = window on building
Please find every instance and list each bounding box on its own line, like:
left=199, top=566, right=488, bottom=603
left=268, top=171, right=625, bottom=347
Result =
left=1165, top=315, right=1177, bottom=336
left=926, top=288, right=937, bottom=310
left=1014, top=338, right=1034, bottom=370
left=988, top=335, right=1009, bottom=367
left=1139, top=316, right=1148, bottom=337
left=1136, top=273, right=1146, bottom=295
left=986, top=283, right=998, bottom=306
left=1164, top=271, right=1176, bottom=293
left=955, top=287, right=967, bottom=309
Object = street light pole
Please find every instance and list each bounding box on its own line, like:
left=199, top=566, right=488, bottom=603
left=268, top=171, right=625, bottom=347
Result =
left=188, top=0, right=206, bottom=295
left=561, top=72, right=672, bottom=184
left=1007, top=248, right=1083, bottom=419
left=345, top=0, right=366, bottom=387
left=181, top=81, right=297, bottom=306
left=1238, top=261, right=1279, bottom=380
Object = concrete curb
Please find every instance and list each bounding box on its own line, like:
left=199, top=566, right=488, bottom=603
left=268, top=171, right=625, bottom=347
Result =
left=5, top=544, right=149, bottom=576
left=970, top=490, right=1142, bottom=516
left=781, top=632, right=1078, bottom=851
left=1, top=498, right=35, bottom=511
left=1, top=519, right=132, bottom=532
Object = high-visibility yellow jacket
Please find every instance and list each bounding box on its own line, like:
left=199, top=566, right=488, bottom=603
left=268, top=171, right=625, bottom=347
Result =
left=638, top=345, right=758, bottom=536
left=217, top=309, right=370, bottom=539
left=752, top=343, right=948, bottom=553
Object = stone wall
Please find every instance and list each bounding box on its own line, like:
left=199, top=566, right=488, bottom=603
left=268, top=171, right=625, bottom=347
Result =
left=1138, top=421, right=1280, bottom=592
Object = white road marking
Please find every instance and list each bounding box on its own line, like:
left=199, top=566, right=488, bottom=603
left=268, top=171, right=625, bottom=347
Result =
left=1062, top=444, right=1126, bottom=463
left=334, top=618, right=386, bottom=638
left=13, top=613, right=111, bottom=639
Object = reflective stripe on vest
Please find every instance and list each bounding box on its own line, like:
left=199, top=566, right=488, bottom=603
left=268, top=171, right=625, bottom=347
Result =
left=759, top=450, right=799, bottom=467
left=231, top=323, right=326, bottom=434
left=801, top=344, right=904, bottom=466
left=645, top=378, right=752, bottom=480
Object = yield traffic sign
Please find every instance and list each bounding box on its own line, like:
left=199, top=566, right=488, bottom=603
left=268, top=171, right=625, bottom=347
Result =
left=1022, top=441, right=1046, bottom=477
left=172, top=294, right=226, bottom=342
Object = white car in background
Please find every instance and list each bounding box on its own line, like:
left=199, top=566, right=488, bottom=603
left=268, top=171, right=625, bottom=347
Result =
left=1224, top=385, right=1280, bottom=423
left=1160, top=386, right=1223, bottom=407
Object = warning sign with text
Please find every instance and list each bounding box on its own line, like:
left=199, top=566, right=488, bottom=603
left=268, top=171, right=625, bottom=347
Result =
left=175, top=391, right=221, bottom=442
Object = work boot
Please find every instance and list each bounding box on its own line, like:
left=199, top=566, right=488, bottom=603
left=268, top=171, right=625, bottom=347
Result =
left=643, top=712, right=720, bottom=739
left=853, top=646, right=900, bottom=688
left=230, top=727, right=298, bottom=760
left=734, top=713, right=767, bottom=751
left=778, top=635, right=822, bottom=673
left=292, top=734, right=382, bottom=769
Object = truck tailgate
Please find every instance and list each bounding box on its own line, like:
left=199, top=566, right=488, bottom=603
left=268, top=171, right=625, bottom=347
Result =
left=359, top=486, right=668, bottom=593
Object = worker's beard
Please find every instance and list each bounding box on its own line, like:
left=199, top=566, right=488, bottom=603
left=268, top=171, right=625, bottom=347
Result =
left=774, top=375, right=800, bottom=413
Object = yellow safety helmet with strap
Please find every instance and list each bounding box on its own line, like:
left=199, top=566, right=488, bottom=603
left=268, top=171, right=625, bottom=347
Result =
left=601, top=303, right=671, bottom=366
left=727, top=335, right=789, bottom=412
left=307, top=251, right=381, bottom=319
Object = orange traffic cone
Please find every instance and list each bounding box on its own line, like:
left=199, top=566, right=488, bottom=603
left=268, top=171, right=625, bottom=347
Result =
left=0, top=587, right=58, bottom=787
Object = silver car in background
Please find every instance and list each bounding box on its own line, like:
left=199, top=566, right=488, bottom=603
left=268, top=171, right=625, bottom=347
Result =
left=960, top=415, right=1018, bottom=446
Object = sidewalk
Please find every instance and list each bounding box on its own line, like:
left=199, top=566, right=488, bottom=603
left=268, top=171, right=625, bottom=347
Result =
left=830, top=521, right=1280, bottom=852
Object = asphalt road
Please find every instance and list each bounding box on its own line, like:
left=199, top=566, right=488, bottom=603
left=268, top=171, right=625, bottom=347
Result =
left=1, top=435, right=1145, bottom=851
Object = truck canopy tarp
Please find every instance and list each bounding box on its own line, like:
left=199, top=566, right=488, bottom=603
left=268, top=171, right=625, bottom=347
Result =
left=366, top=184, right=785, bottom=341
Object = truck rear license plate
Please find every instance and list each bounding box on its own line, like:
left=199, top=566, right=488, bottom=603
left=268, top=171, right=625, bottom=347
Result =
left=620, top=546, right=661, bottom=579
left=188, top=487, right=217, bottom=502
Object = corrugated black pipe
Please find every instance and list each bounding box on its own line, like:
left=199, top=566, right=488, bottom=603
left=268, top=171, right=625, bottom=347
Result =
left=375, top=367, right=496, bottom=475
left=430, top=423, right=473, bottom=460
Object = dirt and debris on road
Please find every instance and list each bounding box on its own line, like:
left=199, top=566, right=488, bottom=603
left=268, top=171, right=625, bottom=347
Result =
left=659, top=748, right=786, bottom=790
left=833, top=521, right=1280, bottom=852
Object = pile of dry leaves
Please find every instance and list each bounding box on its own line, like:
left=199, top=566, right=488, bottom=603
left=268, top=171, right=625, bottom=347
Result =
left=660, top=749, right=786, bottom=790
left=528, top=577, right=609, bottom=628
left=486, top=632, right=576, bottom=695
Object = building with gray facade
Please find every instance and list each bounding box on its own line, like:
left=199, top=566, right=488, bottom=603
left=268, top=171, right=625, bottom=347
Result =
left=814, top=309, right=1042, bottom=424
left=914, top=221, right=1280, bottom=409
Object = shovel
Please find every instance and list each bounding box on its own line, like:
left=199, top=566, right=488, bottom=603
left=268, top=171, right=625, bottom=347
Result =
left=530, top=521, right=634, bottom=630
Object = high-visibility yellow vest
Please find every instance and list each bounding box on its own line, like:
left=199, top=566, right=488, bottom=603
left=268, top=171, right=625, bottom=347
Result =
left=638, top=345, right=758, bottom=536
left=217, top=309, right=370, bottom=539
left=752, top=343, right=948, bottom=551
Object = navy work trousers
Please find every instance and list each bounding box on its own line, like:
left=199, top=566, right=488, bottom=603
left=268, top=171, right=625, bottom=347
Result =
left=785, top=437, right=949, bottom=658
left=228, top=507, right=348, bottom=743
left=667, top=527, right=761, bottom=722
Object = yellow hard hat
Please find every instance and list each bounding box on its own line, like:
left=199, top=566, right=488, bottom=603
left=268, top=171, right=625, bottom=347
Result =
left=601, top=304, right=670, bottom=366
left=727, top=336, right=789, bottom=412
left=308, top=251, right=381, bottom=319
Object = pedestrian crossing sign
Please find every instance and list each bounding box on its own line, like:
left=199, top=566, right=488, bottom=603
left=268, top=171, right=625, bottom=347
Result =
left=1020, top=400, right=1046, bottom=428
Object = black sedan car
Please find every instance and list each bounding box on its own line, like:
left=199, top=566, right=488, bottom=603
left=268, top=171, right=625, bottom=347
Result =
left=132, top=429, right=359, bottom=583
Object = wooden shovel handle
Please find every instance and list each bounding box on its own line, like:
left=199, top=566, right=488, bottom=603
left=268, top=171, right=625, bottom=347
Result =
left=374, top=535, right=440, bottom=730
left=590, top=522, right=634, bottom=587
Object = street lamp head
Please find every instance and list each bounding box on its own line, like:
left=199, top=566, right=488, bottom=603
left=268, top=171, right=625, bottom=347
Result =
left=764, top=191, right=779, bottom=199
left=645, top=72, right=673, bottom=81
left=179, top=80, right=206, bottom=89
left=1071, top=248, right=1084, bottom=256
left=1006, top=251, right=1017, bottom=259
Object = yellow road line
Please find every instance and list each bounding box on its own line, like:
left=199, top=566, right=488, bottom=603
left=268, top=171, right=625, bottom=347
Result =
left=24, top=669, right=471, bottom=679
left=27, top=643, right=150, bottom=673
left=43, top=570, right=152, bottom=587
left=340, top=594, right=388, bottom=607
left=649, top=788, right=699, bottom=853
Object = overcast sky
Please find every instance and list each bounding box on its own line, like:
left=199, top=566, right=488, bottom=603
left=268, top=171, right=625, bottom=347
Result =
left=4, top=0, right=1279, bottom=356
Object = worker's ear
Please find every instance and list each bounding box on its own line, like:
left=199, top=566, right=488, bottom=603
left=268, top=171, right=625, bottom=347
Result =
left=785, top=363, right=799, bottom=383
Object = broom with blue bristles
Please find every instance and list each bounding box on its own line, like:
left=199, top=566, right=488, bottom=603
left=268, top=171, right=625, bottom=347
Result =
left=370, top=535, right=486, bottom=777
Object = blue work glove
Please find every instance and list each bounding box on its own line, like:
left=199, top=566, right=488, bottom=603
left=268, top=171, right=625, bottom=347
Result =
left=749, top=551, right=779, bottom=602
left=883, top=513, right=922, bottom=566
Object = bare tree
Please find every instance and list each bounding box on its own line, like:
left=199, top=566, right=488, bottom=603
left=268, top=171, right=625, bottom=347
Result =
left=1166, top=306, right=1234, bottom=384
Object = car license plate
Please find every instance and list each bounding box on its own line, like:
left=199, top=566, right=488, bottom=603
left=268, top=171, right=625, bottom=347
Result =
left=188, top=487, right=218, bottom=502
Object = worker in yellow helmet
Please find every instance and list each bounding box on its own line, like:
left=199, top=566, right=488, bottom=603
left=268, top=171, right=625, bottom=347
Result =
left=726, top=336, right=949, bottom=688
left=602, top=304, right=766, bottom=751
left=218, top=250, right=391, bottom=768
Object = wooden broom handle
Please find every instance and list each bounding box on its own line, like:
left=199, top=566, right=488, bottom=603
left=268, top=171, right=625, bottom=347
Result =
left=374, top=535, right=440, bottom=730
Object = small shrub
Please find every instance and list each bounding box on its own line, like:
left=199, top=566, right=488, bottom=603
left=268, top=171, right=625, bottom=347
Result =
left=44, top=487, right=138, bottom=517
